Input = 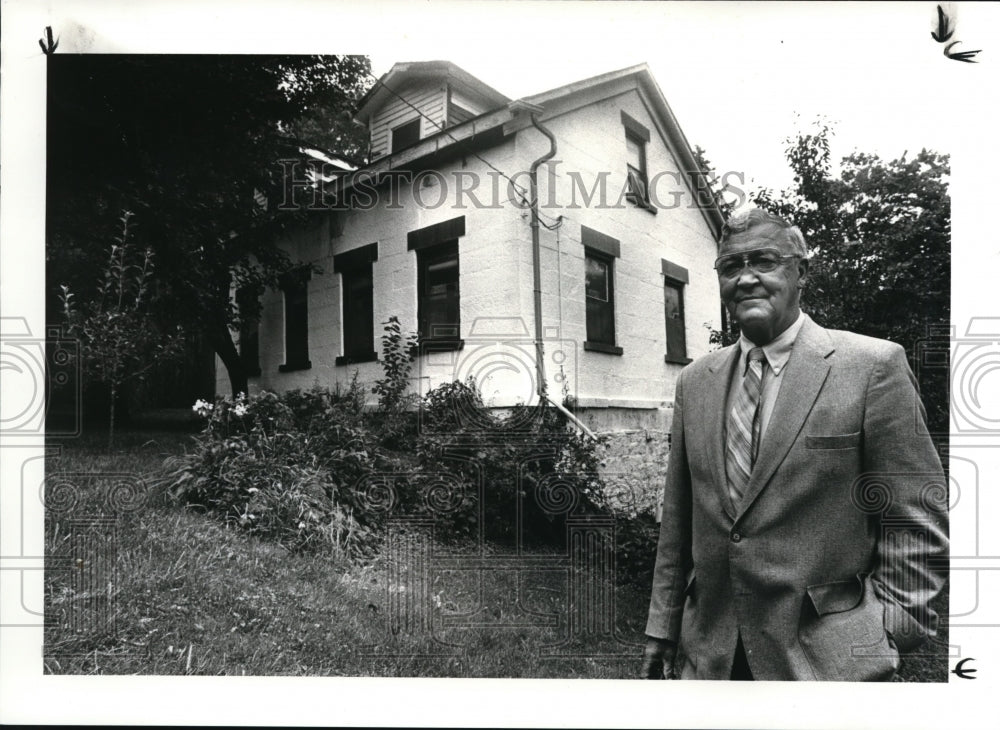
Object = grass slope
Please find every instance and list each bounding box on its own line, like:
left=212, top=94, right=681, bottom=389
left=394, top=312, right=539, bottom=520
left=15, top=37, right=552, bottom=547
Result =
left=43, top=430, right=947, bottom=680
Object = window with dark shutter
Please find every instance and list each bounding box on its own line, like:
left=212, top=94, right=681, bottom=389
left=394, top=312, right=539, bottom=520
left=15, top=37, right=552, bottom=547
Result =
left=391, top=118, right=421, bottom=153
left=236, top=286, right=261, bottom=377
left=417, top=241, right=460, bottom=342
left=662, top=259, right=691, bottom=364
left=581, top=226, right=623, bottom=355
left=621, top=110, right=654, bottom=211
left=279, top=268, right=311, bottom=372
left=408, top=217, right=465, bottom=351
left=585, top=250, right=617, bottom=350
left=334, top=243, right=378, bottom=365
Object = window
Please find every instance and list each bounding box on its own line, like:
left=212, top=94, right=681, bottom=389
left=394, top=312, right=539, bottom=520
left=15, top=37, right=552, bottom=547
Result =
left=662, top=259, right=690, bottom=364
left=418, top=242, right=460, bottom=341
left=278, top=267, right=311, bottom=372
left=621, top=110, right=654, bottom=211
left=236, top=286, right=261, bottom=376
left=334, top=243, right=378, bottom=365
left=581, top=226, right=623, bottom=355
left=391, top=118, right=421, bottom=153
left=408, top=216, right=466, bottom=350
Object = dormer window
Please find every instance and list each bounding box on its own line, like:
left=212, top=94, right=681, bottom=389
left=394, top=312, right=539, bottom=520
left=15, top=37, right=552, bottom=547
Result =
left=391, top=118, right=421, bottom=153
left=358, top=62, right=510, bottom=160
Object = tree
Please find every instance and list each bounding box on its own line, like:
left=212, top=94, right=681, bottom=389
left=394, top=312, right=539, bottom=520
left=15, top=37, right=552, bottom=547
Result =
left=692, top=144, right=739, bottom=221
left=693, top=145, right=740, bottom=347
left=61, top=212, right=185, bottom=447
left=47, top=55, right=373, bottom=398
left=750, top=120, right=950, bottom=435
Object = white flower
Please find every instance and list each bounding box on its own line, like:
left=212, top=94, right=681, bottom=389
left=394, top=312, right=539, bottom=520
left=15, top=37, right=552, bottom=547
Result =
left=233, top=404, right=248, bottom=417
left=192, top=399, right=215, bottom=417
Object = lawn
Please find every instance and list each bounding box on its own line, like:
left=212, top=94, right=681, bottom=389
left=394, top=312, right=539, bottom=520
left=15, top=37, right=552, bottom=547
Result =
left=43, top=430, right=650, bottom=677
left=43, top=430, right=948, bottom=680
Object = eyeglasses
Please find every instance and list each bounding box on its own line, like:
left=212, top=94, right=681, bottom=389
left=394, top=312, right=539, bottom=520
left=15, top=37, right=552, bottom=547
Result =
left=713, top=248, right=801, bottom=279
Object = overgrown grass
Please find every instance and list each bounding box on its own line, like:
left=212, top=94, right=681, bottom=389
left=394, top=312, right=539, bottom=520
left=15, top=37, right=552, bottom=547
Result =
left=43, top=430, right=649, bottom=677
left=43, top=430, right=948, bottom=680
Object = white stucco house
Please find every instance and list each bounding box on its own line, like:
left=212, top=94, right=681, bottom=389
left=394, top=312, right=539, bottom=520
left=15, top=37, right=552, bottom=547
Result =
left=223, top=61, right=724, bottom=458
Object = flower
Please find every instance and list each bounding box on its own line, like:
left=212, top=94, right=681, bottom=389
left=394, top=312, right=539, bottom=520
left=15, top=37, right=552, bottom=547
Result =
left=192, top=399, right=215, bottom=417
left=233, top=403, right=248, bottom=417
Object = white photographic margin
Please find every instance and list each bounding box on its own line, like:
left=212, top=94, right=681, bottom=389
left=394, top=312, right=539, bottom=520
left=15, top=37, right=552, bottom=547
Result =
left=2, top=1, right=998, bottom=727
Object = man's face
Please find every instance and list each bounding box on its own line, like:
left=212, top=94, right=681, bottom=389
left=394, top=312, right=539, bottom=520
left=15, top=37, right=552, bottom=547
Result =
left=717, top=225, right=808, bottom=346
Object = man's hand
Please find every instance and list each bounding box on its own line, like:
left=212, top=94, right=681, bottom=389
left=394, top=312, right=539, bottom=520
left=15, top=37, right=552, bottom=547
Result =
left=641, top=636, right=677, bottom=679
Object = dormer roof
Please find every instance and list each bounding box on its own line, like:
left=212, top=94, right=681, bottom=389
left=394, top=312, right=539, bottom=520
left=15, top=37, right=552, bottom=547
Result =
left=344, top=61, right=723, bottom=240
left=356, top=60, right=510, bottom=126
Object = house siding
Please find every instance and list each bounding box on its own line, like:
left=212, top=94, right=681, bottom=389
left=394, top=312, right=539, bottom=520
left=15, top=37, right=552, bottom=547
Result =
left=370, top=80, right=447, bottom=159
left=217, top=75, right=720, bottom=493
left=227, top=138, right=545, bottom=405
left=514, top=87, right=720, bottom=415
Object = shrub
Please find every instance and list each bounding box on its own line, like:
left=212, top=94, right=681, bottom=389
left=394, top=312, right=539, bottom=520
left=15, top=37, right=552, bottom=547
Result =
left=371, top=316, right=419, bottom=449
left=162, top=377, right=662, bottom=584
left=163, top=387, right=378, bottom=556
left=615, top=511, right=661, bottom=588
left=411, top=379, right=608, bottom=546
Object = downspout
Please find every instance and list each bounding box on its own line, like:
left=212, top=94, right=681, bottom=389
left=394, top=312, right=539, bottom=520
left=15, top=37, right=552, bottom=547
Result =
left=527, top=112, right=557, bottom=404
left=526, top=112, right=596, bottom=440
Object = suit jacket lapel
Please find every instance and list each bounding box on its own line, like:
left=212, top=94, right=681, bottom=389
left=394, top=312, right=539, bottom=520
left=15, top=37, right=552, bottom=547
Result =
left=705, top=345, right=741, bottom=522
left=735, top=318, right=835, bottom=519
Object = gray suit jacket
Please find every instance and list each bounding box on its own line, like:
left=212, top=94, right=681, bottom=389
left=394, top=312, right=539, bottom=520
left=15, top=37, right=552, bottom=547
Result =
left=645, top=316, right=948, bottom=680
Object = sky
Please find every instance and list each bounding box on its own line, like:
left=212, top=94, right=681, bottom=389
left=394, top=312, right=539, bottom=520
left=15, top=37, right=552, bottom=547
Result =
left=364, top=1, right=983, bottom=194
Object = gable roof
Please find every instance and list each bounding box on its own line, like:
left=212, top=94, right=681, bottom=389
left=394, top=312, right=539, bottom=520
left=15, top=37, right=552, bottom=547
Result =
left=356, top=60, right=510, bottom=125
left=522, top=63, right=724, bottom=240
left=346, top=62, right=724, bottom=240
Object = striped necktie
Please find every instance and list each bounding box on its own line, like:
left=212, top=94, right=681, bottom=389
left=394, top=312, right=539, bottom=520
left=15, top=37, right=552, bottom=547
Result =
left=726, top=347, right=766, bottom=507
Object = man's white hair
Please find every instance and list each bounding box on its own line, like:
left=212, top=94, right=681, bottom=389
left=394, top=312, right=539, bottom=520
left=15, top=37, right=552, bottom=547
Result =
left=721, top=209, right=807, bottom=257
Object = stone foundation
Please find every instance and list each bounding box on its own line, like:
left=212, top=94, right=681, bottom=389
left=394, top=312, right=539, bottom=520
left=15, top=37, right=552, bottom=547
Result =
left=573, top=406, right=673, bottom=520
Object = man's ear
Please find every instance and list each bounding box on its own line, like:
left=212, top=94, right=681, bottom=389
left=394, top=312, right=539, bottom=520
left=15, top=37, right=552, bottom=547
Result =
left=796, top=257, right=809, bottom=288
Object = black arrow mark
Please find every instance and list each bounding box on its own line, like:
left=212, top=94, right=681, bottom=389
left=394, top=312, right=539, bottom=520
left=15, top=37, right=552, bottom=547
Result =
left=952, top=657, right=977, bottom=679
left=945, top=40, right=981, bottom=63
left=38, top=26, right=58, bottom=55
left=931, top=5, right=955, bottom=43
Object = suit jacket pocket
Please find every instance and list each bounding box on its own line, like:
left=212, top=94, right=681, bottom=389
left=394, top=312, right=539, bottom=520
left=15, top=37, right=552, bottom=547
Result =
left=806, top=431, right=861, bottom=449
left=798, top=574, right=899, bottom=681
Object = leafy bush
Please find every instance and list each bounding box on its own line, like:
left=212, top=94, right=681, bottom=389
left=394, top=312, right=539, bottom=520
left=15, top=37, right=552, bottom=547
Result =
left=371, top=316, right=419, bottom=449
left=60, top=210, right=185, bottom=447
left=162, top=374, right=661, bottom=583
left=411, top=379, right=608, bottom=545
left=163, top=385, right=378, bottom=556
left=615, top=511, right=661, bottom=588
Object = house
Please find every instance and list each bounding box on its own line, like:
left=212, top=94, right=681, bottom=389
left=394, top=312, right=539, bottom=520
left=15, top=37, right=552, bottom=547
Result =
left=223, top=61, right=724, bottom=496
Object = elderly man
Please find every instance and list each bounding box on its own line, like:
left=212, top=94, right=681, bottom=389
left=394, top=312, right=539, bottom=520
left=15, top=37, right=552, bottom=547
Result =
left=641, top=209, right=948, bottom=681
